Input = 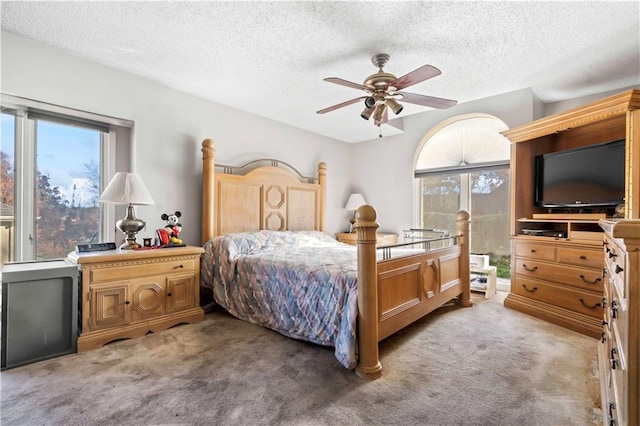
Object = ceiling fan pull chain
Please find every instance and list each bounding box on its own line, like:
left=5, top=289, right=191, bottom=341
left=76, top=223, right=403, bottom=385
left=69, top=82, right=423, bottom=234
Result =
left=379, top=126, right=382, bottom=138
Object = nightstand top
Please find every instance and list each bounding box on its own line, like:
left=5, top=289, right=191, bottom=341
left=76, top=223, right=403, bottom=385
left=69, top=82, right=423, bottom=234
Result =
left=335, top=232, right=398, bottom=246
left=68, top=245, right=204, bottom=264
left=335, top=232, right=397, bottom=238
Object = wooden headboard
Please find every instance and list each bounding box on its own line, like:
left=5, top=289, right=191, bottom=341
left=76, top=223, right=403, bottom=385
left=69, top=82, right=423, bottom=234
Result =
left=201, top=139, right=327, bottom=244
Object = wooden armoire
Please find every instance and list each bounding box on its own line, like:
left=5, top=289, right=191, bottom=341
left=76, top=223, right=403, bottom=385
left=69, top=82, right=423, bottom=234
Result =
left=502, top=88, right=639, bottom=426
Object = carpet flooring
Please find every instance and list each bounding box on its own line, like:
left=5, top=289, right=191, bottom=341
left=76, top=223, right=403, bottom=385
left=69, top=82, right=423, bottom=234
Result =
left=0, top=291, right=600, bottom=425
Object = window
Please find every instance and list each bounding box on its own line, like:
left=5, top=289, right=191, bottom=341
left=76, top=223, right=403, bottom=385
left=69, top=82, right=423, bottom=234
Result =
left=1, top=95, right=131, bottom=267
left=415, top=114, right=511, bottom=276
left=1, top=113, right=16, bottom=266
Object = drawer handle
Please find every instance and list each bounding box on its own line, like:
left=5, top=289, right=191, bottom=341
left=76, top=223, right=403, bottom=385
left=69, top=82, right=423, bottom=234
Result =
left=609, top=403, right=616, bottom=423
left=125, top=300, right=130, bottom=305
left=610, top=348, right=618, bottom=370
left=601, top=331, right=606, bottom=344
left=167, top=292, right=172, bottom=297
left=614, top=265, right=623, bottom=274
left=522, top=284, right=538, bottom=293
left=579, top=298, right=601, bottom=309
left=530, top=249, right=536, bottom=253
left=579, top=274, right=601, bottom=285
left=608, top=252, right=617, bottom=259
left=522, top=264, right=537, bottom=272
left=579, top=255, right=586, bottom=260
left=602, top=296, right=607, bottom=308
left=176, top=264, right=184, bottom=269
left=611, top=301, right=618, bottom=319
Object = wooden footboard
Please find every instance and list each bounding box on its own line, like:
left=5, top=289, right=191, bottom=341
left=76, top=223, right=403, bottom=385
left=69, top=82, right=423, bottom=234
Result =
left=354, top=207, right=471, bottom=379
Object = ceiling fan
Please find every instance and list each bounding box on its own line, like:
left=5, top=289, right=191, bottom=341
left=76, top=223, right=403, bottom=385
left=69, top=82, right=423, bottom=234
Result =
left=317, top=53, right=457, bottom=127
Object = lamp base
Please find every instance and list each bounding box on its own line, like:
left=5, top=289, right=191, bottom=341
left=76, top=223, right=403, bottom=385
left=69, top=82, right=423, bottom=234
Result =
left=349, top=214, right=356, bottom=233
left=120, top=239, right=141, bottom=250
left=116, top=204, right=146, bottom=250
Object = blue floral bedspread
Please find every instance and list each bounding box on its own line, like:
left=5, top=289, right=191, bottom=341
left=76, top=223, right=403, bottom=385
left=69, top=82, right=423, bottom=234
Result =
left=201, top=230, right=360, bottom=369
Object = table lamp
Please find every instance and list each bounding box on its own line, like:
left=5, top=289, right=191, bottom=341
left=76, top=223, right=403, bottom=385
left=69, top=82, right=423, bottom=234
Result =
left=99, top=172, right=155, bottom=249
left=344, top=193, right=367, bottom=233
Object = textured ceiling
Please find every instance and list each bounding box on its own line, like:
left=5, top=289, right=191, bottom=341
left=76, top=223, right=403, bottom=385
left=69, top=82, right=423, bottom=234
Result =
left=1, top=1, right=639, bottom=143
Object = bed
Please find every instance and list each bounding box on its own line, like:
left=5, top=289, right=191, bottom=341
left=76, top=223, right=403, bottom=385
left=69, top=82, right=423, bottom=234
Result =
left=199, top=138, right=472, bottom=379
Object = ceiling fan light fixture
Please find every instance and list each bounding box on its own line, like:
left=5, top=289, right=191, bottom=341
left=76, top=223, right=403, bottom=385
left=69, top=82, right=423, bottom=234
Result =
left=360, top=105, right=375, bottom=120
left=385, top=98, right=403, bottom=115
left=373, top=104, right=386, bottom=122
left=364, top=96, right=376, bottom=108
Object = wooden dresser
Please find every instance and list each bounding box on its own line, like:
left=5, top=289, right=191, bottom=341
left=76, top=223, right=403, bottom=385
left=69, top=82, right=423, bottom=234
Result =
left=68, top=245, right=205, bottom=352
left=598, top=219, right=639, bottom=426
left=502, top=89, right=640, bottom=337
left=511, top=237, right=604, bottom=337
left=336, top=232, right=398, bottom=246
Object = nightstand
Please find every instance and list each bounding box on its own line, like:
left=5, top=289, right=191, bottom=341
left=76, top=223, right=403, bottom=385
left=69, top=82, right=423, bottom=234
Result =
left=335, top=232, right=398, bottom=246
left=68, top=245, right=205, bottom=352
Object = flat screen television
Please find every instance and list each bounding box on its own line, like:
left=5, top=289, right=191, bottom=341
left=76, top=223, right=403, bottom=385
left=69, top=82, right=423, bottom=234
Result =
left=534, top=140, right=625, bottom=208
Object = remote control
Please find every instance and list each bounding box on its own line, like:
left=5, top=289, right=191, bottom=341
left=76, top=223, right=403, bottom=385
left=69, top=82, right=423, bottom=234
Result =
left=76, top=242, right=117, bottom=253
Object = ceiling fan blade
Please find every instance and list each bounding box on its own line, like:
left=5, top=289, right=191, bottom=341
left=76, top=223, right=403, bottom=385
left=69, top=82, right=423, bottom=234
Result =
left=396, top=91, right=457, bottom=109
left=390, top=65, right=441, bottom=90
left=324, top=77, right=370, bottom=91
left=316, top=96, right=367, bottom=114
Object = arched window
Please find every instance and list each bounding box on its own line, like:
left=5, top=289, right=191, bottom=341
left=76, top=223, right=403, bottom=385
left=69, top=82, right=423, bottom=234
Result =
left=414, top=113, right=511, bottom=270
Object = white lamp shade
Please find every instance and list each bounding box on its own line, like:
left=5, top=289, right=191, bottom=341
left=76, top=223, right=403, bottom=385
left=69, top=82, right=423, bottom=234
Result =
left=344, top=193, right=367, bottom=210
left=99, top=172, right=155, bottom=205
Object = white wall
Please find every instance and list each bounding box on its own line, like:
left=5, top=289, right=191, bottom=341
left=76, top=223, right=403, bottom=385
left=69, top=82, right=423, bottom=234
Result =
left=1, top=32, right=352, bottom=245
left=544, top=85, right=639, bottom=116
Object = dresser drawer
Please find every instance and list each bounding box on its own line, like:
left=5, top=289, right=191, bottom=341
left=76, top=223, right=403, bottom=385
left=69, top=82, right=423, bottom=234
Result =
left=609, top=329, right=627, bottom=426
left=609, top=287, right=628, bottom=368
left=605, top=239, right=627, bottom=299
left=514, top=241, right=556, bottom=262
left=90, top=258, right=196, bottom=283
left=514, top=258, right=603, bottom=292
left=557, top=246, right=603, bottom=269
left=599, top=336, right=616, bottom=426
left=514, top=276, right=603, bottom=318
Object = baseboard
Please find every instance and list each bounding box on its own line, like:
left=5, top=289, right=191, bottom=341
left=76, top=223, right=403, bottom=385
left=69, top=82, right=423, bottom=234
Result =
left=504, top=293, right=601, bottom=339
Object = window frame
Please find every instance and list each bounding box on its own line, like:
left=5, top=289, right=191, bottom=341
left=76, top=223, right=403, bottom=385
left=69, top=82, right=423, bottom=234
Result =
left=1, top=94, right=132, bottom=262
left=412, top=113, right=511, bottom=228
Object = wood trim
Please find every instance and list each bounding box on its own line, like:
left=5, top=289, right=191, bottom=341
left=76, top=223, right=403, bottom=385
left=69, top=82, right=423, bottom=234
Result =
left=354, top=205, right=382, bottom=379
left=627, top=109, right=640, bottom=218
left=503, top=293, right=601, bottom=338
left=201, top=138, right=215, bottom=245
left=502, top=89, right=640, bottom=143
left=77, top=308, right=204, bottom=352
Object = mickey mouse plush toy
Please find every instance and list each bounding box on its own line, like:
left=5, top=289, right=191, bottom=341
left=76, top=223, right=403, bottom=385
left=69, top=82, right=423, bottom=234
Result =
left=157, top=211, right=183, bottom=246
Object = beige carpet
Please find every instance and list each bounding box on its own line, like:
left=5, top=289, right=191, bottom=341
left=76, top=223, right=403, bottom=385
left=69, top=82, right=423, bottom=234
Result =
left=1, top=292, right=600, bottom=425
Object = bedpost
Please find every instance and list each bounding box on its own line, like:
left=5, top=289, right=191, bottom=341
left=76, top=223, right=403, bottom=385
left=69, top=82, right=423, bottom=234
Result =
left=201, top=139, right=215, bottom=245
left=456, top=210, right=473, bottom=307
left=354, top=205, right=383, bottom=379
left=318, top=162, right=326, bottom=232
